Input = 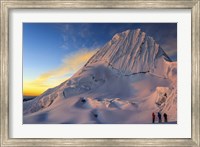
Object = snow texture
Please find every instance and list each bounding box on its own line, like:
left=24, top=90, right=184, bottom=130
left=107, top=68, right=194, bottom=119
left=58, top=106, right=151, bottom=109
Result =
left=23, top=29, right=177, bottom=124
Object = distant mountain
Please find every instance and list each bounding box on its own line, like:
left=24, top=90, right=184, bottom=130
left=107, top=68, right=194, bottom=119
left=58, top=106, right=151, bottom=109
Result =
left=23, top=29, right=177, bottom=124
left=23, top=96, right=37, bottom=102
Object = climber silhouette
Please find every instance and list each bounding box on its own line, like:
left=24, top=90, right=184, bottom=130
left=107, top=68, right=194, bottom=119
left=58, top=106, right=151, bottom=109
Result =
left=158, top=112, right=162, bottom=123
left=152, top=112, right=155, bottom=123
left=163, top=113, right=168, bottom=122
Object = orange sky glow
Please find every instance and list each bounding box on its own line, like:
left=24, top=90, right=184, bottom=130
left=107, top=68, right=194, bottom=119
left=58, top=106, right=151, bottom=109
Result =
left=23, top=49, right=97, bottom=96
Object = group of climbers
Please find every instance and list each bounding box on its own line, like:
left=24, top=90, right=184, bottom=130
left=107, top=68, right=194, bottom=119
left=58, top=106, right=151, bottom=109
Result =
left=152, top=112, right=168, bottom=123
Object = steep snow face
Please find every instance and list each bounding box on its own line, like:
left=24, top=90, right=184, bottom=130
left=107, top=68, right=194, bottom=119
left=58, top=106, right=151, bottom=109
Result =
left=23, top=29, right=177, bottom=124
left=85, top=29, right=171, bottom=75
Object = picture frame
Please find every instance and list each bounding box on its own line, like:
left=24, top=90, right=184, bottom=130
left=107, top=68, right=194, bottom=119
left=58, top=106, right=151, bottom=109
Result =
left=0, top=0, right=199, bottom=146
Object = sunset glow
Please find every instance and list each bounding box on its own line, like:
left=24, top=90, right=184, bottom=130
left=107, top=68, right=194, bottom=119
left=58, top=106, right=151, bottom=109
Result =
left=23, top=49, right=97, bottom=96
left=23, top=23, right=177, bottom=96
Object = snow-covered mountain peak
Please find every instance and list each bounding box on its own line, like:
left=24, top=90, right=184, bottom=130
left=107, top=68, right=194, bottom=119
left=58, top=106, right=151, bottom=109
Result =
left=23, top=29, right=177, bottom=124
left=86, top=29, right=171, bottom=75
left=111, top=29, right=141, bottom=41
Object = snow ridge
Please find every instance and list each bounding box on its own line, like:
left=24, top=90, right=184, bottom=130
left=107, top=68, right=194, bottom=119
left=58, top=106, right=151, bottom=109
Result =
left=23, top=29, right=177, bottom=124
left=85, top=29, right=171, bottom=75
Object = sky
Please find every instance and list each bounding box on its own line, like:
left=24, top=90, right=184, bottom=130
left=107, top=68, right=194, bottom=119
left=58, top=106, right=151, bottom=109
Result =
left=23, top=23, right=177, bottom=96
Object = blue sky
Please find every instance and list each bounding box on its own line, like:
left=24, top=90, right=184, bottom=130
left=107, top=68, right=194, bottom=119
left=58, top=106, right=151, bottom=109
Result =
left=23, top=23, right=177, bottom=96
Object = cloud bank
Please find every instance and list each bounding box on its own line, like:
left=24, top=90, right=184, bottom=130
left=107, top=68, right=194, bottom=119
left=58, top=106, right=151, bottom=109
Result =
left=23, top=48, right=98, bottom=96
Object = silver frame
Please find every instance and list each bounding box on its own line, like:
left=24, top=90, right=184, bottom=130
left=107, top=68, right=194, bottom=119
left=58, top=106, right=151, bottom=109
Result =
left=0, top=0, right=199, bottom=146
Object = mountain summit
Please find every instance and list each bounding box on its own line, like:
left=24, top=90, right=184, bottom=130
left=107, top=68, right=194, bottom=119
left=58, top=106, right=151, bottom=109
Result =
left=85, top=29, right=171, bottom=75
left=23, top=29, right=177, bottom=124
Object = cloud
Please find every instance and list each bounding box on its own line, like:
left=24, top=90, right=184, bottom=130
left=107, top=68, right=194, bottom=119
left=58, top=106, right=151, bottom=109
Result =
left=79, top=24, right=90, bottom=38
left=160, top=37, right=177, bottom=61
left=23, top=48, right=98, bottom=96
left=59, top=24, right=96, bottom=51
left=163, top=48, right=177, bottom=61
left=59, top=24, right=71, bottom=50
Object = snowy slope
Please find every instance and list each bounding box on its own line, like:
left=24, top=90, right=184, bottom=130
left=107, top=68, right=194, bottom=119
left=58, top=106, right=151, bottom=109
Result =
left=23, top=29, right=177, bottom=124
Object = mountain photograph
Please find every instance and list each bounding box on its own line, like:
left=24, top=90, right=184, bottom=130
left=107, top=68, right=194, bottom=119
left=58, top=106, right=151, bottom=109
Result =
left=23, top=23, right=177, bottom=124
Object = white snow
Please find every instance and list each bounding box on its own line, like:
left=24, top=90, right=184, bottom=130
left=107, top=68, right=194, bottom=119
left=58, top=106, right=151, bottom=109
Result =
left=23, top=29, right=177, bottom=124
